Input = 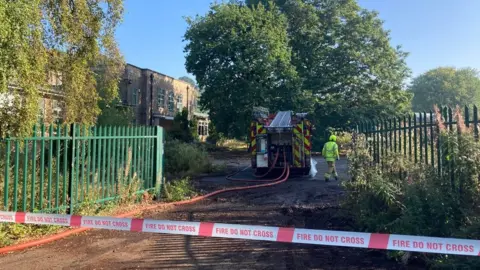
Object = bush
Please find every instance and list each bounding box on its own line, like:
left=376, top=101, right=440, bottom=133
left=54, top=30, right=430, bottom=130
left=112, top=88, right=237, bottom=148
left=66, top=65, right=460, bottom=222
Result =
left=164, top=140, right=212, bottom=177
left=163, top=177, right=197, bottom=202
left=344, top=124, right=480, bottom=267
left=169, top=108, right=197, bottom=143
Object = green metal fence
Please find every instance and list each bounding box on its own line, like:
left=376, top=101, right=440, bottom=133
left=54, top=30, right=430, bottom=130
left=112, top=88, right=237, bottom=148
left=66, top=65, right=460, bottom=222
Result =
left=0, top=124, right=164, bottom=213
left=357, top=106, right=479, bottom=169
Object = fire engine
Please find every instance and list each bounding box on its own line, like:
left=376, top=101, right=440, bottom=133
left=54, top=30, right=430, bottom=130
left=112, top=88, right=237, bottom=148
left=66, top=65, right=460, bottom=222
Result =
left=249, top=107, right=313, bottom=176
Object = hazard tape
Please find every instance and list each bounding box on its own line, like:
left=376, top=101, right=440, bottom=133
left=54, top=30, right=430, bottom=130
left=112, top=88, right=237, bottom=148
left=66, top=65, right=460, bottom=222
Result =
left=1, top=211, right=479, bottom=256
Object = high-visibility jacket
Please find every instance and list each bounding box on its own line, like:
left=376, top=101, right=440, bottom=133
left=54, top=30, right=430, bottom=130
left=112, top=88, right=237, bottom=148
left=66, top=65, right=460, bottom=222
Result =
left=322, top=141, right=339, bottom=161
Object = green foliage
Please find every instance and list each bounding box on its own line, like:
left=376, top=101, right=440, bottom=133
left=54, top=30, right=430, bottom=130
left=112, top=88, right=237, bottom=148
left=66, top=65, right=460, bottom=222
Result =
left=410, top=67, right=480, bottom=111
left=345, top=132, right=480, bottom=267
left=0, top=0, right=46, bottom=137
left=164, top=140, right=213, bottom=177
left=184, top=1, right=300, bottom=137
left=163, top=177, right=197, bottom=202
left=169, top=108, right=197, bottom=143
left=96, top=100, right=134, bottom=126
left=178, top=76, right=197, bottom=88
left=206, top=123, right=225, bottom=145
left=233, top=0, right=412, bottom=132
left=0, top=0, right=124, bottom=137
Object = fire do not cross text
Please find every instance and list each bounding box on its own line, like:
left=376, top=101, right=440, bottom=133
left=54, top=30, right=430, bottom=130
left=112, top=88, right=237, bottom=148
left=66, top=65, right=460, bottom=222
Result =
left=215, top=227, right=275, bottom=238
left=392, top=239, right=475, bottom=253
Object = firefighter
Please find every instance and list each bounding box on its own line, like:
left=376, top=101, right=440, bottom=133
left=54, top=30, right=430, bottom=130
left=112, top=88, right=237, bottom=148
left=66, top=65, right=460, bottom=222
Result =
left=322, top=135, right=340, bottom=182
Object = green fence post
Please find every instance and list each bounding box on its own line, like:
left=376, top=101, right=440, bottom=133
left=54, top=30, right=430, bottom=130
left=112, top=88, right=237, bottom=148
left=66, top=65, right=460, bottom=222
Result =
left=106, top=126, right=112, bottom=197
left=13, top=141, right=19, bottom=211
left=80, top=126, right=87, bottom=201
left=22, top=137, right=29, bottom=212
left=39, top=124, right=45, bottom=209
left=68, top=123, right=76, bottom=214
left=63, top=125, right=69, bottom=208
left=112, top=126, right=118, bottom=194
left=154, top=126, right=164, bottom=198
left=31, top=126, right=37, bottom=212
left=55, top=125, right=61, bottom=211
left=47, top=125, right=53, bottom=209
left=4, top=140, right=11, bottom=210
left=101, top=126, right=107, bottom=199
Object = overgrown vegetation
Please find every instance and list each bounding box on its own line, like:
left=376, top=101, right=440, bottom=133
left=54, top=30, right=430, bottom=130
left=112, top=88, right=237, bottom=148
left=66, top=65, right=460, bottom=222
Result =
left=0, top=165, right=148, bottom=248
left=162, top=177, right=197, bottom=202
left=164, top=140, right=213, bottom=178
left=168, top=108, right=198, bottom=143
left=345, top=109, right=480, bottom=268
left=0, top=0, right=124, bottom=137
left=96, top=100, right=135, bottom=126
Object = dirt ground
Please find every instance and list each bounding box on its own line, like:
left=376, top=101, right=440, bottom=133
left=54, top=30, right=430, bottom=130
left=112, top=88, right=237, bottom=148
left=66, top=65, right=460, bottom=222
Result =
left=0, top=155, right=411, bottom=270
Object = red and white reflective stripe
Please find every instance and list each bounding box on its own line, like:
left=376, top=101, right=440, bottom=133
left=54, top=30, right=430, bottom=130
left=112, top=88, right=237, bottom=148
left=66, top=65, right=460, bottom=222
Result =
left=1, top=211, right=479, bottom=256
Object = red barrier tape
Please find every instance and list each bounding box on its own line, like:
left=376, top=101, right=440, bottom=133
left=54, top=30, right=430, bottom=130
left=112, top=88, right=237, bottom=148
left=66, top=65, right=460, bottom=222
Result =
left=1, top=211, right=479, bottom=257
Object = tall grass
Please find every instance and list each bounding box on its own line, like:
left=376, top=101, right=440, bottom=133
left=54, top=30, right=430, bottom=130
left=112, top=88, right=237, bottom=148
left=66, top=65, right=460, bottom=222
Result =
left=345, top=107, right=480, bottom=268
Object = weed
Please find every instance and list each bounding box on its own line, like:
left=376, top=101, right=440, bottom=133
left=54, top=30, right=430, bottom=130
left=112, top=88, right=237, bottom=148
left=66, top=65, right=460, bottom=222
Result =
left=345, top=129, right=480, bottom=267
left=163, top=177, right=197, bottom=202
left=164, top=140, right=213, bottom=178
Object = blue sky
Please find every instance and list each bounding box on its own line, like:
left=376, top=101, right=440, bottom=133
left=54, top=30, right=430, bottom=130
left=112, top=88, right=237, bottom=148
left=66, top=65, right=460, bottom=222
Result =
left=116, top=0, right=480, bottom=81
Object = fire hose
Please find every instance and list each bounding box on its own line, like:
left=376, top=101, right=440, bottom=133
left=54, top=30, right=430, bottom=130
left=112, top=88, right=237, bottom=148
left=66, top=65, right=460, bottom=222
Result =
left=226, top=150, right=289, bottom=182
left=252, top=150, right=280, bottom=178
left=0, top=154, right=290, bottom=254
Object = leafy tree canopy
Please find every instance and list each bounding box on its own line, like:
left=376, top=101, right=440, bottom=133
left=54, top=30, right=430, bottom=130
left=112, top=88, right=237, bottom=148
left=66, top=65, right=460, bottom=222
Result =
left=184, top=1, right=300, bottom=138
left=246, top=0, right=412, bottom=129
left=187, top=0, right=412, bottom=136
left=178, top=76, right=197, bottom=88
left=409, top=67, right=480, bottom=111
left=0, top=0, right=124, bottom=137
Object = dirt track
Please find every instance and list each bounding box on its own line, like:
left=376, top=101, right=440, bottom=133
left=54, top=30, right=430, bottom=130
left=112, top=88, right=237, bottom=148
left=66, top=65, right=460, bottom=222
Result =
left=0, top=157, right=409, bottom=269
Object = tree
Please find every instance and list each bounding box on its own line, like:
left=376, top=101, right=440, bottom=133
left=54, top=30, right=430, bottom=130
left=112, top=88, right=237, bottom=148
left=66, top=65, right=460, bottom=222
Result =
left=184, top=2, right=300, bottom=138
left=246, top=0, right=412, bottom=129
left=178, top=76, right=197, bottom=87
left=96, top=101, right=134, bottom=126
left=0, top=0, right=124, bottom=137
left=169, top=108, right=197, bottom=143
left=409, top=67, right=480, bottom=111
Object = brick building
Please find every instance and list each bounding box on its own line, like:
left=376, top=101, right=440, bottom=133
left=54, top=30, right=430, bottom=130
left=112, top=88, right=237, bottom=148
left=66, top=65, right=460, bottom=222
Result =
left=119, top=64, right=209, bottom=138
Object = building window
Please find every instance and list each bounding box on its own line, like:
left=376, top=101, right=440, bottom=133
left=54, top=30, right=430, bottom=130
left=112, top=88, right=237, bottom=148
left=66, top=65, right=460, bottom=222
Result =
left=157, top=88, right=165, bottom=108
left=168, top=92, right=174, bottom=112
left=132, top=89, right=139, bottom=105
left=177, top=94, right=183, bottom=110
left=198, top=121, right=209, bottom=136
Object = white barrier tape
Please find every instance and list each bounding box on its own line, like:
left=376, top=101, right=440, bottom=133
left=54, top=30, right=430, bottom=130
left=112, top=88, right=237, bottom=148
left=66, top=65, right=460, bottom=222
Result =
left=0, top=211, right=479, bottom=256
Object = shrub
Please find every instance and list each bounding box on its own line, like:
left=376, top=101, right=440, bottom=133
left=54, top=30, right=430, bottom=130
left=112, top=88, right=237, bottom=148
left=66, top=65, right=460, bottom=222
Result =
left=164, top=140, right=212, bottom=177
left=344, top=117, right=480, bottom=267
left=169, top=108, right=197, bottom=143
left=163, top=177, right=197, bottom=202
